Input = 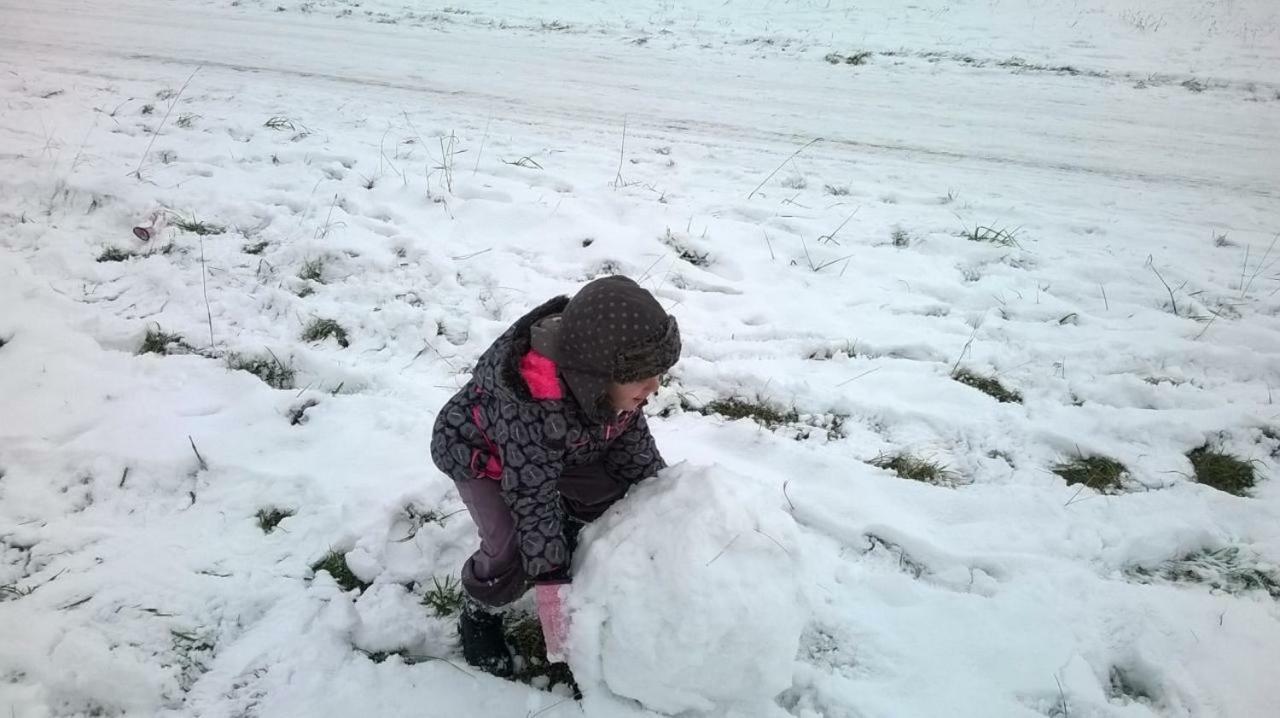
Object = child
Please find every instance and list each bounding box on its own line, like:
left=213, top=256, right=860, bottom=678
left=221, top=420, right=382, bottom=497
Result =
left=430, top=275, right=681, bottom=676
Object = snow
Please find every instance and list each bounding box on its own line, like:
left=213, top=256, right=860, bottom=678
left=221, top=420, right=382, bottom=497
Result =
left=570, top=463, right=805, bottom=716
left=1, top=0, right=1280, bottom=716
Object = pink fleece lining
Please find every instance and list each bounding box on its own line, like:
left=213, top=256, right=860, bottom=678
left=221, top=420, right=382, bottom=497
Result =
left=520, top=349, right=564, bottom=400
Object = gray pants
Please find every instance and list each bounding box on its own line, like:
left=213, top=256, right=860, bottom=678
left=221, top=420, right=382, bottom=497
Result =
left=455, top=462, right=629, bottom=607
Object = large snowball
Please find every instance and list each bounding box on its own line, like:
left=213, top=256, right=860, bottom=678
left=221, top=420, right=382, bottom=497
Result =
left=568, top=463, right=806, bottom=715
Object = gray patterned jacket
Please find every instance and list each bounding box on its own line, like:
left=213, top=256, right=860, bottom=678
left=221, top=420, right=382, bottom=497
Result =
left=430, top=296, right=666, bottom=580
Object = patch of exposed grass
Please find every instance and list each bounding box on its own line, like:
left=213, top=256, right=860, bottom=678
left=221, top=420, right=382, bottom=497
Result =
left=1125, top=546, right=1279, bottom=599
left=506, top=613, right=579, bottom=696
left=169, top=629, right=214, bottom=692
left=311, top=550, right=369, bottom=593
left=1187, top=445, right=1256, bottom=497
left=891, top=227, right=910, bottom=247
left=959, top=224, right=1020, bottom=247
left=952, top=368, right=1022, bottom=403
left=824, top=51, right=872, bottom=66
left=264, top=115, right=297, bottom=131
left=97, top=246, right=133, bottom=262
left=823, top=184, right=851, bottom=196
left=870, top=452, right=955, bottom=486
left=173, top=217, right=225, bottom=236
left=704, top=397, right=800, bottom=430
left=301, top=318, right=349, bottom=348
left=298, top=257, right=326, bottom=283
left=138, top=327, right=193, bottom=355
left=242, top=240, right=269, bottom=255
left=256, top=507, right=294, bottom=533
left=226, top=351, right=295, bottom=390
left=421, top=575, right=464, bottom=617
left=1052, top=454, right=1128, bottom=493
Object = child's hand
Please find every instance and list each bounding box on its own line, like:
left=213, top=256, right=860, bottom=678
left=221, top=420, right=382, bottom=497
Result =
left=535, top=581, right=571, bottom=663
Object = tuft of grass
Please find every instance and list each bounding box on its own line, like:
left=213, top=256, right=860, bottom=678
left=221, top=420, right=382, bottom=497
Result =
left=891, top=227, right=910, bottom=247
left=823, top=184, right=851, bottom=196
left=1052, top=454, right=1128, bottom=493
left=1187, top=445, right=1256, bottom=497
left=175, top=113, right=199, bottom=129
left=226, top=351, right=296, bottom=390
left=824, top=51, right=872, bottom=66
left=960, top=224, right=1020, bottom=247
left=704, top=397, right=800, bottom=430
left=506, top=613, right=579, bottom=695
left=301, top=318, right=350, bottom=348
left=1125, top=546, right=1279, bottom=599
left=242, top=240, right=269, bottom=255
left=421, top=575, right=464, bottom=617
left=870, top=452, right=955, bottom=486
left=310, top=550, right=369, bottom=593
left=173, top=217, right=225, bottom=236
left=140, top=103, right=155, bottom=115
left=264, top=116, right=297, bottom=131
left=138, top=327, right=193, bottom=355
left=256, top=507, right=294, bottom=533
left=298, top=257, right=326, bottom=283
left=952, top=368, right=1022, bottom=403
left=97, top=246, right=133, bottom=262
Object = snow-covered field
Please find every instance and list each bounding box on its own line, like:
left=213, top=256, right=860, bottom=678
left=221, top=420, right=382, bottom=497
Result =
left=2, top=0, right=1279, bottom=715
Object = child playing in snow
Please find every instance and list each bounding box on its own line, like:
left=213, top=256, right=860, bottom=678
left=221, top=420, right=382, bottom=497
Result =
left=430, top=275, right=681, bottom=677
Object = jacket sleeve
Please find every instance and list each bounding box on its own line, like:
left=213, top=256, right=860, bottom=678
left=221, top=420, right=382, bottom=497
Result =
left=603, top=410, right=667, bottom=484
left=491, top=408, right=571, bottom=582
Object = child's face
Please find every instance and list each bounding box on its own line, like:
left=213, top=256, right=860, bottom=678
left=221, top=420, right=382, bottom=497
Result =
left=608, top=375, right=661, bottom=412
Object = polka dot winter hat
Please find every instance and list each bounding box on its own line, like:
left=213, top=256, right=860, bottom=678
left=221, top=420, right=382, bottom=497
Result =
left=556, top=276, right=680, bottom=420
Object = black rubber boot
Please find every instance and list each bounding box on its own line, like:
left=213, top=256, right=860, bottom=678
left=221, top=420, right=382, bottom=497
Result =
left=459, top=596, right=514, bottom=678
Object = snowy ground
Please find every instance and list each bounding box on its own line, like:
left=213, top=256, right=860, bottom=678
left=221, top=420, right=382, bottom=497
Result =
left=2, top=0, right=1280, bottom=716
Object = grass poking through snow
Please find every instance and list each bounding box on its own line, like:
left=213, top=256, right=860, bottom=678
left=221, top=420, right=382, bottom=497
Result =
left=1125, top=546, right=1280, bottom=599
left=310, top=550, right=369, bottom=593
left=256, top=508, right=294, bottom=533
left=870, top=452, right=956, bottom=486
left=138, top=327, right=193, bottom=355
left=952, top=368, right=1023, bottom=403
left=173, top=217, right=225, bottom=235
left=1187, top=445, right=1256, bottom=496
left=302, top=318, right=350, bottom=348
left=1053, top=454, right=1128, bottom=493
left=97, top=246, right=133, bottom=262
left=298, top=257, right=326, bottom=283
left=960, top=224, right=1020, bottom=247
left=704, top=398, right=800, bottom=430
left=421, top=575, right=464, bottom=617
left=226, top=351, right=296, bottom=390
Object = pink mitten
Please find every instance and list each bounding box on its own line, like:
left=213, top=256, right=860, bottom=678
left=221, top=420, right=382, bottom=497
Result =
left=535, top=582, right=571, bottom=663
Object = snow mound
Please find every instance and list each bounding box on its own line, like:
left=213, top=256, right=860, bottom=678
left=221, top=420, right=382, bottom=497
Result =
left=568, top=463, right=806, bottom=715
